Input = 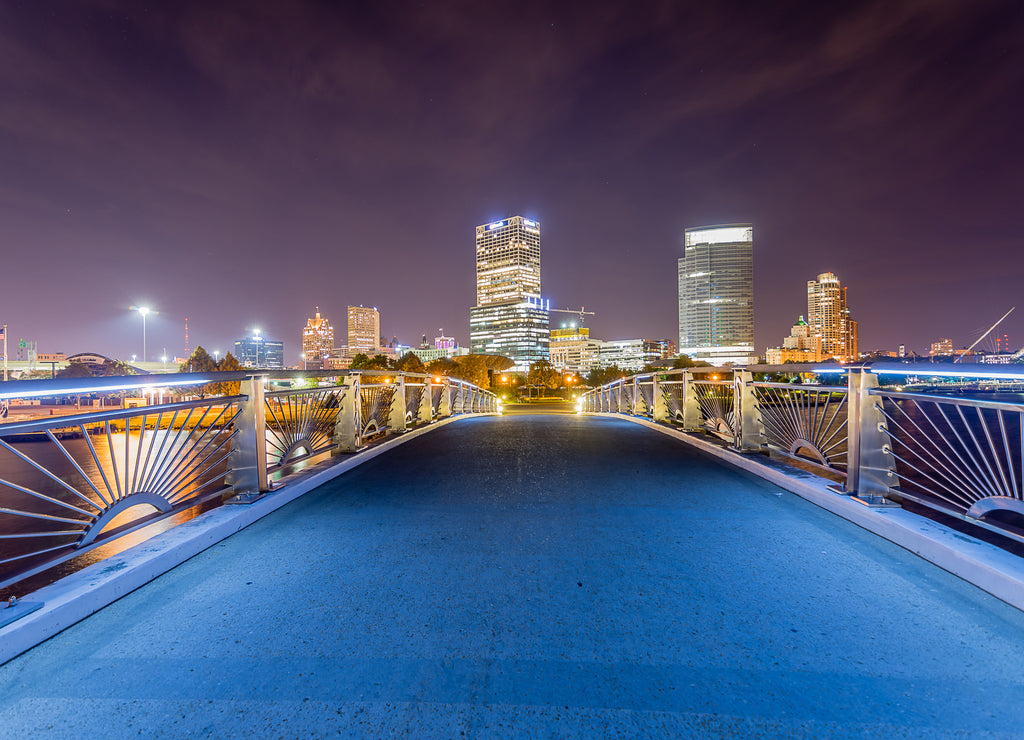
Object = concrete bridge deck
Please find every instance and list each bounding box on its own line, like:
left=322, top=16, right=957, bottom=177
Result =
left=2, top=415, right=1024, bottom=738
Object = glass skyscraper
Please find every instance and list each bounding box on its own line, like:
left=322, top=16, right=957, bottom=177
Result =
left=234, top=332, right=285, bottom=369
left=677, top=224, right=756, bottom=365
left=470, top=216, right=549, bottom=370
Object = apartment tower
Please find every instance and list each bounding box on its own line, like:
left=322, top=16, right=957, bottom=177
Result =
left=806, top=272, right=858, bottom=362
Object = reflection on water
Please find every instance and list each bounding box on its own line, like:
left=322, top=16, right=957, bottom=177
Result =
left=0, top=423, right=231, bottom=600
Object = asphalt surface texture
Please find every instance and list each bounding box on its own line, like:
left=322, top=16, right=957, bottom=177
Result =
left=1, top=414, right=1023, bottom=738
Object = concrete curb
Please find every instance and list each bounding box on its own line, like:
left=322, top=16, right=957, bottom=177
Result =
left=591, top=413, right=1024, bottom=613
left=0, top=414, right=493, bottom=666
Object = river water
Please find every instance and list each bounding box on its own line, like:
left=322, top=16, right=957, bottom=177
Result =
left=0, top=429, right=226, bottom=600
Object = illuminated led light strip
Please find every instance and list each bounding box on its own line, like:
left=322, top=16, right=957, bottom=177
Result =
left=877, top=368, right=1024, bottom=381
left=0, top=377, right=211, bottom=400
left=811, top=366, right=1024, bottom=381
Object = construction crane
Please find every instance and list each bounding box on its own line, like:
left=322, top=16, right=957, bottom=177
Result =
left=549, top=306, right=595, bottom=326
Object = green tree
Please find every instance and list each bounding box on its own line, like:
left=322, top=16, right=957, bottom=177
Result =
left=477, top=354, right=514, bottom=373
left=585, top=365, right=627, bottom=387
left=367, top=354, right=394, bottom=370
left=426, top=357, right=457, bottom=377
left=671, top=354, right=711, bottom=369
left=451, top=354, right=489, bottom=387
left=394, top=352, right=426, bottom=374
left=100, top=359, right=137, bottom=376
left=212, top=352, right=243, bottom=396
left=179, top=346, right=218, bottom=374
left=56, top=361, right=95, bottom=379
left=528, top=359, right=562, bottom=390
left=179, top=346, right=220, bottom=398
left=349, top=353, right=371, bottom=369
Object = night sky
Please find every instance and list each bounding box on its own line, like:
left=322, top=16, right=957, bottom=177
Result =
left=2, top=0, right=1022, bottom=363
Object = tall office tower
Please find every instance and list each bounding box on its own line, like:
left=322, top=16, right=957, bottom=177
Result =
left=234, top=331, right=284, bottom=369
left=677, top=224, right=756, bottom=365
left=302, top=308, right=334, bottom=368
left=807, top=272, right=858, bottom=362
left=348, top=305, right=380, bottom=355
left=470, top=216, right=549, bottom=370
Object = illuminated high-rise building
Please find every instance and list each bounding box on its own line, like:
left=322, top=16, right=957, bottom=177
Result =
left=549, top=326, right=600, bottom=373
left=347, top=305, right=380, bottom=355
left=301, top=308, right=334, bottom=368
left=470, top=216, right=549, bottom=370
left=677, top=224, right=756, bottom=365
left=807, top=272, right=858, bottom=362
left=235, top=330, right=284, bottom=369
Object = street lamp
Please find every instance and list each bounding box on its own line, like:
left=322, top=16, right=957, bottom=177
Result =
left=161, top=354, right=168, bottom=370
left=133, top=306, right=150, bottom=363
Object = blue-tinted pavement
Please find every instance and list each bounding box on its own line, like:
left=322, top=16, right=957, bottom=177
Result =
left=2, top=415, right=1024, bottom=738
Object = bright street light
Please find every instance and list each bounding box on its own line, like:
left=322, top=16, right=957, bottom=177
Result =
left=131, top=305, right=153, bottom=363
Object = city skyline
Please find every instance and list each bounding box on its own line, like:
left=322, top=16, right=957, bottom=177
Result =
left=1, top=2, right=1022, bottom=361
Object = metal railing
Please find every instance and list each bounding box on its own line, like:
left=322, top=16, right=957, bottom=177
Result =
left=582, top=363, right=1024, bottom=544
left=0, top=370, right=497, bottom=592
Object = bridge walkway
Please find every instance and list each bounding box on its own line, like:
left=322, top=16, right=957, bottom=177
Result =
left=1, top=415, right=1024, bottom=738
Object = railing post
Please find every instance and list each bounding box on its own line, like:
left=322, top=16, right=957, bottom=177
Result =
left=681, top=371, right=702, bottom=430
left=734, top=370, right=765, bottom=452
left=846, top=369, right=897, bottom=505
left=652, top=375, right=669, bottom=422
left=451, top=381, right=462, bottom=414
left=631, top=377, right=640, bottom=415
left=419, top=377, right=435, bottom=422
left=388, top=375, right=407, bottom=432
left=438, top=378, right=452, bottom=418
left=335, top=374, right=361, bottom=452
left=617, top=380, right=626, bottom=414
left=227, top=376, right=269, bottom=501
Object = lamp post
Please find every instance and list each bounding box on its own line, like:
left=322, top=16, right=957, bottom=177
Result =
left=134, top=306, right=150, bottom=363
